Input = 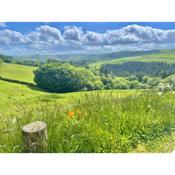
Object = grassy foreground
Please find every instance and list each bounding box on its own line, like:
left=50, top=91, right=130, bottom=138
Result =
left=1, top=90, right=175, bottom=153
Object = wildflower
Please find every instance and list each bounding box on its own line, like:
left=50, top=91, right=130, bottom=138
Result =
left=68, top=111, right=75, bottom=119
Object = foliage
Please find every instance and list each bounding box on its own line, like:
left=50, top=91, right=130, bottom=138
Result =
left=128, top=80, right=141, bottom=89
left=112, top=77, right=129, bottom=89
left=11, top=59, right=42, bottom=67
left=34, top=63, right=103, bottom=93
left=0, top=54, right=14, bottom=63
left=100, top=61, right=175, bottom=78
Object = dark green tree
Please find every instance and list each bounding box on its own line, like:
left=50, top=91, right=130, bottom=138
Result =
left=34, top=63, right=103, bottom=93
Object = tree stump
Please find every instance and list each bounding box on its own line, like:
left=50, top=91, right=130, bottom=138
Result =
left=22, top=121, right=48, bottom=153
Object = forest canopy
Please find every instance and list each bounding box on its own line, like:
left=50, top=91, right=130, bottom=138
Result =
left=100, top=61, right=175, bottom=78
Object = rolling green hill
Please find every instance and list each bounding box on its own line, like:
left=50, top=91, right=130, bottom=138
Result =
left=0, top=63, right=37, bottom=83
left=90, top=50, right=175, bottom=69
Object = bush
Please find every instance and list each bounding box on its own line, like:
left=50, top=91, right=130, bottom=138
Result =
left=112, top=77, right=129, bottom=89
left=147, top=77, right=160, bottom=88
left=128, top=80, right=141, bottom=89
left=156, top=83, right=172, bottom=92
left=34, top=63, right=103, bottom=93
left=101, top=74, right=114, bottom=89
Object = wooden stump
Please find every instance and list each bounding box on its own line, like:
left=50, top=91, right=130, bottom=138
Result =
left=22, top=121, right=48, bottom=153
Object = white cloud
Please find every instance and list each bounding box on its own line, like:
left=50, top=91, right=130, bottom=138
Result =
left=81, top=24, right=170, bottom=46
left=83, top=31, right=104, bottom=45
left=36, top=25, right=63, bottom=41
left=1, top=24, right=175, bottom=55
left=63, top=26, right=83, bottom=42
left=0, top=29, right=27, bottom=45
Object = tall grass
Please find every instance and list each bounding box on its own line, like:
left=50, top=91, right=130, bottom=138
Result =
left=1, top=91, right=175, bottom=153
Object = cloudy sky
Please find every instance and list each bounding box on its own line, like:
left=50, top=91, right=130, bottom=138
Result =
left=0, top=22, right=175, bottom=55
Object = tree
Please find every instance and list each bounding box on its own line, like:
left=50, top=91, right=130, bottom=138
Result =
left=34, top=63, right=103, bottom=93
left=112, top=77, right=129, bottom=89
left=128, top=80, right=141, bottom=89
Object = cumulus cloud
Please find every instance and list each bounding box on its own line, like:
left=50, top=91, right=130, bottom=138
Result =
left=83, top=31, right=104, bottom=45
left=120, top=24, right=167, bottom=43
left=83, top=24, right=168, bottom=46
left=0, top=29, right=27, bottom=45
left=1, top=24, right=175, bottom=55
left=63, top=26, right=83, bottom=42
left=27, top=25, right=63, bottom=45
left=81, top=24, right=173, bottom=46
left=36, top=25, right=62, bottom=41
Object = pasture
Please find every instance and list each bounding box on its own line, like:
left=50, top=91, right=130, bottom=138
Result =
left=1, top=54, right=175, bottom=153
left=0, top=63, right=36, bottom=83
left=90, top=51, right=175, bottom=69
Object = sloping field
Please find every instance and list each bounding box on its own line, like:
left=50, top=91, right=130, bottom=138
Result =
left=90, top=51, right=175, bottom=69
left=0, top=63, right=37, bottom=83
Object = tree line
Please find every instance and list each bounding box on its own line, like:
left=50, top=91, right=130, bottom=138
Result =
left=34, top=61, right=170, bottom=93
left=100, top=61, right=175, bottom=78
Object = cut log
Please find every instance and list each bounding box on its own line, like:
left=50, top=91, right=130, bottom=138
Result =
left=22, top=121, right=48, bottom=153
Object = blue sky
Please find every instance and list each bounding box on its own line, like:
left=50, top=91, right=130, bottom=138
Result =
left=4, top=22, right=175, bottom=33
left=1, top=22, right=175, bottom=55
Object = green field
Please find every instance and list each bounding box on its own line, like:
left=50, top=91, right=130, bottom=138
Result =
left=1, top=54, right=175, bottom=153
left=90, top=51, right=175, bottom=68
left=0, top=63, right=36, bottom=83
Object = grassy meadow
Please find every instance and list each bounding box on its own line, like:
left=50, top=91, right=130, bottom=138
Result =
left=0, top=63, right=36, bottom=83
left=1, top=52, right=175, bottom=153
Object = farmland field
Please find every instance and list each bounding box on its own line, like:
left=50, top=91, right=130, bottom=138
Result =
left=90, top=51, right=175, bottom=69
left=0, top=63, right=36, bottom=83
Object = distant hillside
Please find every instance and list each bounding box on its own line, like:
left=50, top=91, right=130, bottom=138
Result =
left=18, top=50, right=161, bottom=62
left=0, top=54, right=14, bottom=63
left=2, top=49, right=175, bottom=66
left=90, top=50, right=175, bottom=68
left=59, top=50, right=161, bottom=61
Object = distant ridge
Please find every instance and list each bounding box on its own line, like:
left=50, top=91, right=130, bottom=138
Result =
left=1, top=49, right=175, bottom=63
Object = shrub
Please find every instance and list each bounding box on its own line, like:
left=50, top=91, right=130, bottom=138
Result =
left=128, top=80, right=141, bottom=89
left=147, top=77, right=161, bottom=88
left=112, top=77, right=129, bottom=89
left=34, top=63, right=103, bottom=93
